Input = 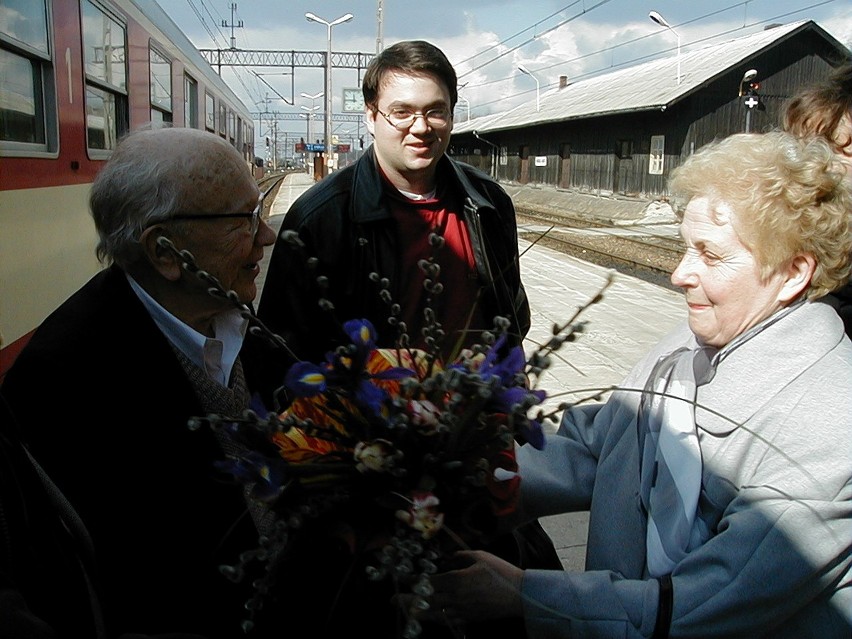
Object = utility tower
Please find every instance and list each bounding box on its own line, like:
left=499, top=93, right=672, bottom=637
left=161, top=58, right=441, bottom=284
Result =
left=376, top=0, right=384, bottom=54
left=222, top=3, right=243, bottom=50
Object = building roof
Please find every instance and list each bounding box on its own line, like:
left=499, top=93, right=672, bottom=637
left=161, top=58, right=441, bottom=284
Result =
left=454, top=20, right=850, bottom=135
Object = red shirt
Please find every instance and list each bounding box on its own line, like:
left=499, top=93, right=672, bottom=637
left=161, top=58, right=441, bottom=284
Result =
left=387, top=186, right=488, bottom=359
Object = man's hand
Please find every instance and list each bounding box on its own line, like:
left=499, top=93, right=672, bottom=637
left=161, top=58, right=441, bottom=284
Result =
left=425, top=550, right=525, bottom=624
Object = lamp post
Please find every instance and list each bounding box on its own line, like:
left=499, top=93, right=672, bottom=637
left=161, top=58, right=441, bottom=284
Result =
left=739, top=69, right=758, bottom=133
left=300, top=92, right=323, bottom=143
left=305, top=11, right=353, bottom=176
left=457, top=95, right=470, bottom=122
left=300, top=105, right=320, bottom=143
left=517, top=64, right=540, bottom=112
left=298, top=114, right=310, bottom=173
left=649, top=10, right=681, bottom=85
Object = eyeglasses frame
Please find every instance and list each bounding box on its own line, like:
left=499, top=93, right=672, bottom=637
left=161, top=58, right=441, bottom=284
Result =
left=375, top=106, right=452, bottom=130
left=167, top=198, right=263, bottom=239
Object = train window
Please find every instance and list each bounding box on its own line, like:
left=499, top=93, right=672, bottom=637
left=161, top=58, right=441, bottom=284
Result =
left=149, top=45, right=172, bottom=122
left=82, top=0, right=128, bottom=155
left=86, top=85, right=119, bottom=150
left=228, top=110, right=236, bottom=142
left=205, top=92, right=215, bottom=131
left=218, top=103, right=227, bottom=136
left=82, top=1, right=126, bottom=92
left=185, top=75, right=198, bottom=128
left=0, top=0, right=48, bottom=53
left=0, top=0, right=58, bottom=154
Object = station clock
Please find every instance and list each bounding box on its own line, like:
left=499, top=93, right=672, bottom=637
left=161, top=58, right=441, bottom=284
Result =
left=342, top=88, right=365, bottom=113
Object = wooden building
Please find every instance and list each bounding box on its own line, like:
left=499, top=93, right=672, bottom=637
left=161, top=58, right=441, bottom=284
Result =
left=449, top=20, right=851, bottom=198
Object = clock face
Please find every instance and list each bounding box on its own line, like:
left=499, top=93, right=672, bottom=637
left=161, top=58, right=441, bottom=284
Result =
left=342, top=88, right=365, bottom=113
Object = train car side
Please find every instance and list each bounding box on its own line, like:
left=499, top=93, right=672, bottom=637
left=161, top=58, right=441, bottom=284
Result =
left=0, top=0, right=254, bottom=376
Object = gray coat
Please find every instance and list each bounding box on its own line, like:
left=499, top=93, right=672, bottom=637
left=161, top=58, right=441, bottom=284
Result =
left=516, top=299, right=852, bottom=638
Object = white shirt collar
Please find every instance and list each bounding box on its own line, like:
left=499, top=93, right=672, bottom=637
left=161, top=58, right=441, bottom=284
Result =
left=127, top=273, right=248, bottom=386
left=398, top=187, right=437, bottom=201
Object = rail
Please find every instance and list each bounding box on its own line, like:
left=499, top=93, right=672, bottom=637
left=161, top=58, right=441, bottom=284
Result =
left=516, top=208, right=683, bottom=292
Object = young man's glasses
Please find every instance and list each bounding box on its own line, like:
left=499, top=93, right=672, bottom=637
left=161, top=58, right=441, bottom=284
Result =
left=376, top=107, right=451, bottom=130
left=169, top=198, right=263, bottom=238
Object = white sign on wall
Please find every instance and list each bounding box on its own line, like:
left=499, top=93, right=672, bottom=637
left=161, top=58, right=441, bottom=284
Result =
left=534, top=156, right=547, bottom=166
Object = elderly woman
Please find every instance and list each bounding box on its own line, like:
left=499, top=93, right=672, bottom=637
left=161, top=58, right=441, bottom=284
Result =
left=427, top=131, right=852, bottom=638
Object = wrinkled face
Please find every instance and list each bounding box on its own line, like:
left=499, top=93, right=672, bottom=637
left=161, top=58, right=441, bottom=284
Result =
left=364, top=70, right=453, bottom=192
left=172, top=168, right=275, bottom=307
left=670, top=196, right=789, bottom=348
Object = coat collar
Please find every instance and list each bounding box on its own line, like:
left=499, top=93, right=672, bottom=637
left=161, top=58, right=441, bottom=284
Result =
left=349, top=146, right=495, bottom=224
left=696, top=299, right=845, bottom=435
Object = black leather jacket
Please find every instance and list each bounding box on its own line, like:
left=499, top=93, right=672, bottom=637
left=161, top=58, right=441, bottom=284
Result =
left=252, top=147, right=530, bottom=400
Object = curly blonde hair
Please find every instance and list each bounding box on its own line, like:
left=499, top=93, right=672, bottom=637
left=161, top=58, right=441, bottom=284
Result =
left=668, top=131, right=852, bottom=300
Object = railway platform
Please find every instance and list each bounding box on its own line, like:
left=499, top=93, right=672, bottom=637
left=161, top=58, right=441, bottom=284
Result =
left=260, top=171, right=687, bottom=572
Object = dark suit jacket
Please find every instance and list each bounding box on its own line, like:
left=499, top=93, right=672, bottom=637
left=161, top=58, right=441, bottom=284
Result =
left=1, top=265, right=266, bottom=638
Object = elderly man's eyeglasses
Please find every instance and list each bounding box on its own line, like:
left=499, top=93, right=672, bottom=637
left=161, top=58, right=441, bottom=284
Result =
left=376, top=107, right=451, bottom=130
left=169, top=199, right=263, bottom=238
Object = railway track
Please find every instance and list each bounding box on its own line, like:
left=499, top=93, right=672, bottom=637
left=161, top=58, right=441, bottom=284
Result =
left=254, top=176, right=684, bottom=291
left=516, top=207, right=684, bottom=291
left=257, top=172, right=290, bottom=218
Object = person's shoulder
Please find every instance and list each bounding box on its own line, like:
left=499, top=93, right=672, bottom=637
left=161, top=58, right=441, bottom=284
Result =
left=450, top=156, right=501, bottom=188
left=444, top=156, right=513, bottom=213
left=285, top=166, right=356, bottom=226
left=4, top=267, right=142, bottom=377
left=21, top=268, right=119, bottom=337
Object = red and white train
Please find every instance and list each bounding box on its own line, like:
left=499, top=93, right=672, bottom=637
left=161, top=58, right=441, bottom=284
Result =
left=0, top=0, right=255, bottom=376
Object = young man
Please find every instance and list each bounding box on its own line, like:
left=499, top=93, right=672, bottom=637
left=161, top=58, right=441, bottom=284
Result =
left=255, top=40, right=530, bottom=374
left=250, top=39, right=561, bottom=638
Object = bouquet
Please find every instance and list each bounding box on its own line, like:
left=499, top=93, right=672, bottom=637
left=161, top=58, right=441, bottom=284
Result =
left=161, top=233, right=611, bottom=637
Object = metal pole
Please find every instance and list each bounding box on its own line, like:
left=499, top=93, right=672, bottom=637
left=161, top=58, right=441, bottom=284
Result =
left=324, top=23, right=332, bottom=175
left=517, top=65, right=540, bottom=112
left=305, top=12, right=353, bottom=176
left=376, top=0, right=384, bottom=54
left=649, top=11, right=681, bottom=85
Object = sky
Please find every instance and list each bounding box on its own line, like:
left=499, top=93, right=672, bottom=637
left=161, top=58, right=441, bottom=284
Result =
left=157, top=0, right=852, bottom=146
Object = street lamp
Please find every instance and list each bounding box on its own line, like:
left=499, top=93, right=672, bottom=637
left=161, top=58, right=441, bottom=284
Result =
left=649, top=10, right=681, bottom=85
left=517, top=64, right=540, bottom=112
left=305, top=11, right=354, bottom=176
left=300, top=92, right=323, bottom=143
left=300, top=91, right=324, bottom=106
left=739, top=69, right=759, bottom=132
left=457, top=95, right=470, bottom=122
left=300, top=104, right=320, bottom=143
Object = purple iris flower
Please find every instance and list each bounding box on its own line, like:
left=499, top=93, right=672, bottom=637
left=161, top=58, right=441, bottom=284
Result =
left=214, top=451, right=288, bottom=502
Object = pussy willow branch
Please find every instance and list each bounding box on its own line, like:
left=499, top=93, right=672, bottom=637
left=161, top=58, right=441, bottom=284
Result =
left=155, top=236, right=300, bottom=361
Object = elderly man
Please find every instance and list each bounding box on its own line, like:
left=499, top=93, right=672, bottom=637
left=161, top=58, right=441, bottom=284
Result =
left=1, top=127, right=276, bottom=638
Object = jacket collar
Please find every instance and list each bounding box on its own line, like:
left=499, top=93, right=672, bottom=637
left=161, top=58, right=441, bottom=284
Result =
left=696, top=299, right=845, bottom=434
left=350, top=146, right=496, bottom=223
